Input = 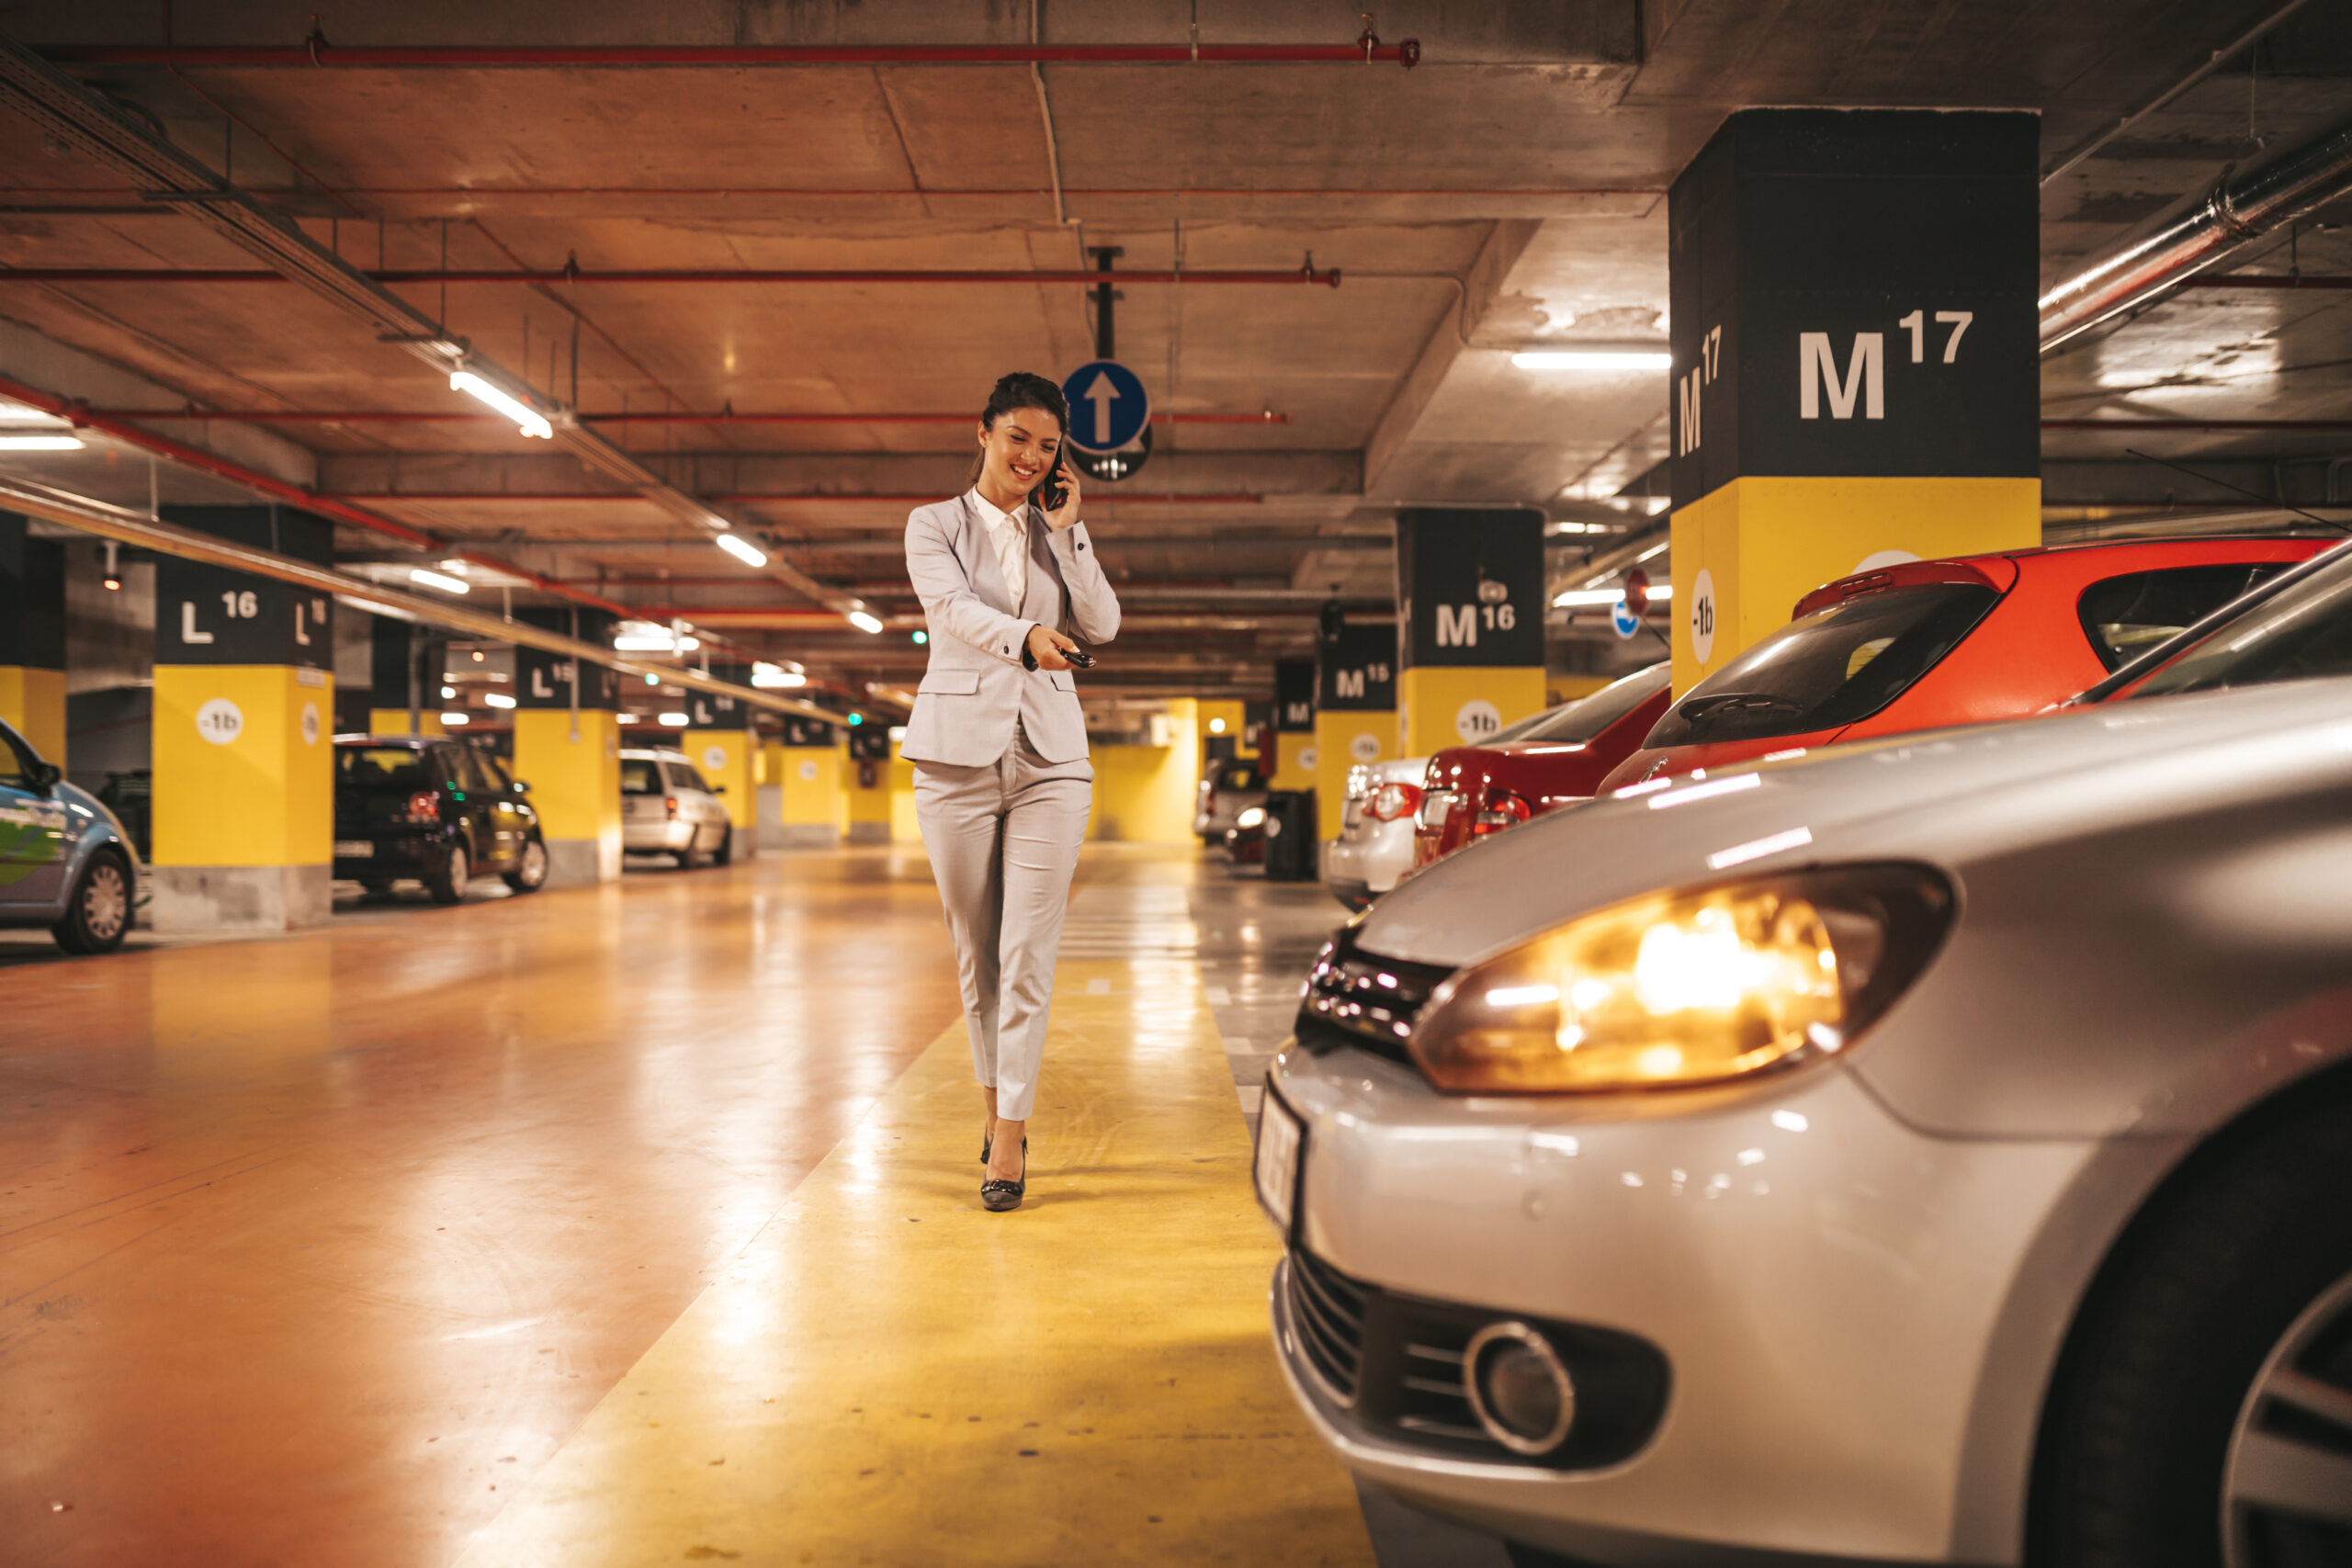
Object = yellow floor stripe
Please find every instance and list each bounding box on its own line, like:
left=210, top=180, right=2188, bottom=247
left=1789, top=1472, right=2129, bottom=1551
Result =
left=452, top=940, right=1375, bottom=1566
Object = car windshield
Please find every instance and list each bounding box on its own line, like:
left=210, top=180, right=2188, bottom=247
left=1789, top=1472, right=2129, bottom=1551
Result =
left=1511, top=663, right=1670, bottom=745
left=2076, top=561, right=2295, bottom=672
left=2120, top=543, right=2352, bottom=699
left=1643, top=582, right=2001, bottom=749
left=620, top=759, right=664, bottom=795
left=336, top=747, right=431, bottom=790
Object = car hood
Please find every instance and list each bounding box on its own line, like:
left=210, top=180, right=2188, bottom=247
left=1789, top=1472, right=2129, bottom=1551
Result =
left=1356, top=676, right=2352, bottom=968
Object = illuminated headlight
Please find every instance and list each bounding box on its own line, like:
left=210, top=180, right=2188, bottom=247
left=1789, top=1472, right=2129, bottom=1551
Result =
left=1236, top=806, right=1267, bottom=829
left=1409, top=865, right=1951, bottom=1094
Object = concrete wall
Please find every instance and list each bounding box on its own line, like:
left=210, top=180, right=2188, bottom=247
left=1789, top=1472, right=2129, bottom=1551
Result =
left=1087, top=700, right=1199, bottom=845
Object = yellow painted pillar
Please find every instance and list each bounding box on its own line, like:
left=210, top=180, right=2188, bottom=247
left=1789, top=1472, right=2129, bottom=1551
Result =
left=1089, top=699, right=1200, bottom=843
left=1395, top=508, right=1548, bottom=757
left=0, top=514, right=65, bottom=763
left=1313, top=623, right=1398, bottom=840
left=845, top=723, right=896, bottom=843
left=509, top=608, right=622, bottom=887
left=770, top=716, right=846, bottom=848
left=149, top=506, right=336, bottom=931
left=1666, top=110, right=2040, bottom=692
left=682, top=665, right=756, bottom=860
left=1196, top=698, right=1245, bottom=759
left=366, top=615, right=446, bottom=736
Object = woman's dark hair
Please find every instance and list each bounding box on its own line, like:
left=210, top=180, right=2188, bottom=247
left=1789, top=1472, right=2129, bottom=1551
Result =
left=968, top=372, right=1067, bottom=486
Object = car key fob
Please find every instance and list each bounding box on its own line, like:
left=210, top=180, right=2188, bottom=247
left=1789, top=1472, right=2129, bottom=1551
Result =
left=1064, top=648, right=1096, bottom=669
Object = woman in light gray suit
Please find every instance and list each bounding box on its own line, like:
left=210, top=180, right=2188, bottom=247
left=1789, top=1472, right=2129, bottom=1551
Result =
left=901, top=373, right=1120, bottom=1213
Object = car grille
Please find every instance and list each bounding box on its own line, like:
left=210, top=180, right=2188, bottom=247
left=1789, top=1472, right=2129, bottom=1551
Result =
left=1295, top=927, right=1453, bottom=1066
left=1283, top=1244, right=1672, bottom=1471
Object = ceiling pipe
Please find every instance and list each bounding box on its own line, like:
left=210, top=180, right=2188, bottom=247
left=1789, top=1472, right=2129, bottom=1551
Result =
left=40, top=39, right=1422, bottom=68
left=2043, top=417, right=2352, bottom=432
left=0, top=473, right=844, bottom=723
left=80, top=408, right=1293, bottom=425
left=0, top=265, right=1343, bottom=288
left=0, top=369, right=633, bottom=620
left=2038, top=116, right=2352, bottom=353
left=323, top=491, right=1272, bottom=506
left=2177, top=274, right=2352, bottom=290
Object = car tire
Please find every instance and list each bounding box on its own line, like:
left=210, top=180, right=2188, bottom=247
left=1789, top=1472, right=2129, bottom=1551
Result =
left=712, top=825, right=733, bottom=866
left=51, top=849, right=132, bottom=955
left=2031, top=1080, right=2352, bottom=1568
left=503, top=834, right=548, bottom=893
left=427, top=842, right=469, bottom=905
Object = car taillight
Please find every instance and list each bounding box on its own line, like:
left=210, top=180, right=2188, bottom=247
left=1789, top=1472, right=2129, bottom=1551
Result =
left=664, top=796, right=680, bottom=819
left=1366, top=783, right=1424, bottom=822
left=1473, top=789, right=1532, bottom=835
left=401, top=788, right=441, bottom=825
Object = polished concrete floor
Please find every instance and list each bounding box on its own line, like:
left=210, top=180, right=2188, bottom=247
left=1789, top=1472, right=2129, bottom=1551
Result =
left=1, top=844, right=1508, bottom=1566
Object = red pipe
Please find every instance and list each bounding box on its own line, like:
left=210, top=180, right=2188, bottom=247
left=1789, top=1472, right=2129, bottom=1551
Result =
left=88, top=408, right=1292, bottom=425
left=4, top=266, right=1341, bottom=287
left=0, top=374, right=640, bottom=619
left=328, top=491, right=1268, bottom=505
left=2179, top=276, right=2352, bottom=290
left=2042, top=418, right=2352, bottom=431
left=43, top=40, right=1421, bottom=68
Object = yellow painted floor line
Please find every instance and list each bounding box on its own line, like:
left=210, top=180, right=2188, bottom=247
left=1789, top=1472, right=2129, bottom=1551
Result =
left=452, top=942, right=1376, bottom=1566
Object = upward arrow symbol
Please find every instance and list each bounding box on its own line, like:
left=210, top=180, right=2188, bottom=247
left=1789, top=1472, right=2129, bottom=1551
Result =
left=1081, top=369, right=1120, bottom=447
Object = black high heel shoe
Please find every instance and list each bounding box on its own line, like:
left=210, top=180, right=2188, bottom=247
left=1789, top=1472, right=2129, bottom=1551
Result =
left=981, top=1137, right=1027, bottom=1213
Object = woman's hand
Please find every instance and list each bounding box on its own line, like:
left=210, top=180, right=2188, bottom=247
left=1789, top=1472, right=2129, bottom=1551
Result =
left=1026, top=624, right=1080, bottom=671
left=1041, top=470, right=1082, bottom=532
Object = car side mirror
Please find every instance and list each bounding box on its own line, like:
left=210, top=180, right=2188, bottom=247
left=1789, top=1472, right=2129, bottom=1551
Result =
left=511, top=780, right=530, bottom=795
left=27, top=759, right=61, bottom=793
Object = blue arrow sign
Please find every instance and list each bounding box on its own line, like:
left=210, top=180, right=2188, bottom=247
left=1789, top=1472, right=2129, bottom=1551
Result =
left=1611, top=599, right=1642, bottom=639
left=1061, top=359, right=1150, bottom=453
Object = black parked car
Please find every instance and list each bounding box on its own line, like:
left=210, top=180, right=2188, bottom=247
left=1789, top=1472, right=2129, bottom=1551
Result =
left=332, top=737, right=548, bottom=904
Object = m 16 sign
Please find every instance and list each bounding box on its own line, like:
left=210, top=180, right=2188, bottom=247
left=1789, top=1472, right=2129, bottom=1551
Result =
left=1394, top=508, right=1544, bottom=670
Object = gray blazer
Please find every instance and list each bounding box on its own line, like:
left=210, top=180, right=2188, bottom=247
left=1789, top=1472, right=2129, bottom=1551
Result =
left=899, top=492, right=1121, bottom=766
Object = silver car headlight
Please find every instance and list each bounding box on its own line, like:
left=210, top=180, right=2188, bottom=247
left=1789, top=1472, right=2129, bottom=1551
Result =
left=1409, top=864, right=1952, bottom=1094
left=1235, top=806, right=1266, bottom=829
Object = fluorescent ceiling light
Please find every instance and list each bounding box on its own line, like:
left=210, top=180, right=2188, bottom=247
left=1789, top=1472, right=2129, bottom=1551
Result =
left=1551, top=584, right=1674, bottom=608
left=483, top=692, right=517, bottom=709
left=847, top=610, right=885, bottom=634
left=411, top=568, right=470, bottom=594
left=658, top=711, right=690, bottom=726
left=715, top=531, right=768, bottom=568
left=449, top=370, right=553, bottom=439
left=0, top=434, right=86, bottom=451
left=1511, top=350, right=1671, bottom=372
left=441, top=712, right=470, bottom=726
left=751, top=663, right=808, bottom=688
left=0, top=400, right=70, bottom=427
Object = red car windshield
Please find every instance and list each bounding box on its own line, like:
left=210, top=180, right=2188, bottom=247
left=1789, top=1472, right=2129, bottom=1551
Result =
left=1644, top=583, right=2000, bottom=749
left=1511, top=663, right=1669, bottom=744
left=2117, top=544, right=2352, bottom=699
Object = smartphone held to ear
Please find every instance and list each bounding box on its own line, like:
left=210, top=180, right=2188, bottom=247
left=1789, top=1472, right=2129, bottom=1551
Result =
left=1036, top=449, right=1070, bottom=513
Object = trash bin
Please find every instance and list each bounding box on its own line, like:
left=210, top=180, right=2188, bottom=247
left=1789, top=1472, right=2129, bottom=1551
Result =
left=1261, top=789, right=1318, bottom=882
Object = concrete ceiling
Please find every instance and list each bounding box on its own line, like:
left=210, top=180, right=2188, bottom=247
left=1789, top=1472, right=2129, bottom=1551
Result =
left=1, top=0, right=2348, bottom=710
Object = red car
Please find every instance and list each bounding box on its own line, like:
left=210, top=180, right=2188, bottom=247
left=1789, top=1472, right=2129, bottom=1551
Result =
left=1597, top=536, right=2333, bottom=795
left=1414, top=661, right=1671, bottom=868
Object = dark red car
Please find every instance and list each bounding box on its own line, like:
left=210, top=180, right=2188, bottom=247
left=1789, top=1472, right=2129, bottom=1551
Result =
left=1414, top=662, right=1671, bottom=869
left=1596, top=536, right=2333, bottom=795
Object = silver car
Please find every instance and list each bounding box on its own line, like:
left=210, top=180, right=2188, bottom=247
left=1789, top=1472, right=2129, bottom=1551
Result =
left=1258, top=543, right=2352, bottom=1567
left=1194, top=757, right=1268, bottom=842
left=620, top=748, right=734, bottom=866
left=1325, top=756, right=1428, bottom=910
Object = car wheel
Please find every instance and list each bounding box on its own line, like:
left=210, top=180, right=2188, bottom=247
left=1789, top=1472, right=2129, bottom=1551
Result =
left=503, top=834, right=548, bottom=893
left=427, top=842, right=469, bottom=905
left=711, top=825, right=733, bottom=866
left=2031, top=1084, right=2352, bottom=1568
left=51, top=850, right=132, bottom=954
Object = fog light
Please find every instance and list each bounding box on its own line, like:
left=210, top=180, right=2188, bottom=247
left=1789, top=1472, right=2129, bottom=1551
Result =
left=1464, top=1321, right=1576, bottom=1454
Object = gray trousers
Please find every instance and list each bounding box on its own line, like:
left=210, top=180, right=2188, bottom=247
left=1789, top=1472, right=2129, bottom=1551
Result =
left=912, top=723, right=1092, bottom=1122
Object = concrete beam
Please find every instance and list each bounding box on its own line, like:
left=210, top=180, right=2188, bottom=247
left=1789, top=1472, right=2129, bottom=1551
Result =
left=1361, top=218, right=1542, bottom=494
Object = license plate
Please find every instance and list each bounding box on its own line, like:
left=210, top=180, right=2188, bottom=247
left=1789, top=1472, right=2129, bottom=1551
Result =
left=334, top=840, right=372, bottom=858
left=1253, top=1088, right=1305, bottom=1237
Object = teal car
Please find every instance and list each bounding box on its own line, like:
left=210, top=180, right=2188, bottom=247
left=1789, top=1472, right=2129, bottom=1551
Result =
left=0, top=717, right=137, bottom=954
